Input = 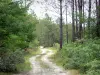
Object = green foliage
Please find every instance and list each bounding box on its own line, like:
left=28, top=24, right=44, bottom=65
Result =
left=16, top=48, right=40, bottom=72
left=54, top=39, right=100, bottom=74
left=53, top=43, right=60, bottom=50
left=0, top=0, right=38, bottom=72
left=36, top=19, right=59, bottom=47
left=29, top=39, right=39, bottom=49
left=85, top=17, right=98, bottom=38
left=0, top=72, right=12, bottom=75
left=36, top=18, right=73, bottom=47
left=0, top=50, right=24, bottom=72
left=63, top=24, right=72, bottom=42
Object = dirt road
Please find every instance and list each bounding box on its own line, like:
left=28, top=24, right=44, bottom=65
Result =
left=14, top=47, right=79, bottom=75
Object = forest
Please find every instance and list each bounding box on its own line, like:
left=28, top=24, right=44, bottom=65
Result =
left=0, top=0, right=100, bottom=75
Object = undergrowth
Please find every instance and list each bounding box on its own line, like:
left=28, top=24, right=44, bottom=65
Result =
left=16, top=48, right=41, bottom=72
left=53, top=39, right=100, bottom=75
left=0, top=47, right=40, bottom=75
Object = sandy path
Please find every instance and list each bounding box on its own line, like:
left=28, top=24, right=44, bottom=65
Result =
left=14, top=47, right=68, bottom=75
left=41, top=48, right=67, bottom=75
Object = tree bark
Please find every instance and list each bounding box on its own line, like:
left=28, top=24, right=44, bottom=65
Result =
left=88, top=0, right=91, bottom=38
left=72, top=0, right=75, bottom=42
left=83, top=0, right=85, bottom=37
left=75, top=0, right=78, bottom=38
left=59, top=0, right=63, bottom=49
left=96, top=0, right=100, bottom=37
left=65, top=0, right=68, bottom=43
left=78, top=0, right=82, bottom=39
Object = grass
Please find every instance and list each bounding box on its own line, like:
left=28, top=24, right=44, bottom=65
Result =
left=66, top=70, right=80, bottom=75
left=0, top=72, right=12, bottom=75
left=16, top=48, right=41, bottom=72
left=48, top=47, right=62, bottom=66
left=0, top=48, right=41, bottom=75
left=49, top=48, right=68, bottom=70
left=49, top=47, right=80, bottom=75
left=48, top=47, right=58, bottom=54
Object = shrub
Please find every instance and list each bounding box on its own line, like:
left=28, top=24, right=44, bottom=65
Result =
left=86, top=70, right=100, bottom=75
left=54, top=39, right=100, bottom=74
left=53, top=43, right=59, bottom=50
left=0, top=50, right=24, bottom=72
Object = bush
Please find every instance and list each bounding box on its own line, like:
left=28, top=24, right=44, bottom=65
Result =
left=29, top=39, right=39, bottom=49
left=0, top=50, right=24, bottom=72
left=54, top=39, right=100, bottom=74
left=53, top=43, right=59, bottom=50
left=0, top=0, right=38, bottom=73
left=86, top=70, right=100, bottom=75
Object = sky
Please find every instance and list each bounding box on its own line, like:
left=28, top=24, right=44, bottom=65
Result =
left=29, top=0, right=46, bottom=18
left=28, top=0, right=96, bottom=23
left=28, top=0, right=72, bottom=23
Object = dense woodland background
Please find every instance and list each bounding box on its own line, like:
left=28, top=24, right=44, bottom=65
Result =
left=0, top=0, right=100, bottom=75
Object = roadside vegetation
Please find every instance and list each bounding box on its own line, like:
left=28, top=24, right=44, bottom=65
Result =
left=0, top=0, right=39, bottom=74
left=16, top=47, right=40, bottom=72
left=52, top=39, right=100, bottom=75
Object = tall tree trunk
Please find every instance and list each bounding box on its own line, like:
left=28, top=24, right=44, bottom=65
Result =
left=65, top=0, right=68, bottom=43
left=72, top=0, right=75, bottom=42
left=83, top=0, right=85, bottom=37
left=75, top=0, right=78, bottom=38
left=59, top=0, right=63, bottom=49
left=96, top=0, right=98, bottom=19
left=88, top=0, right=91, bottom=38
left=96, top=0, right=100, bottom=37
left=78, top=0, right=82, bottom=39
